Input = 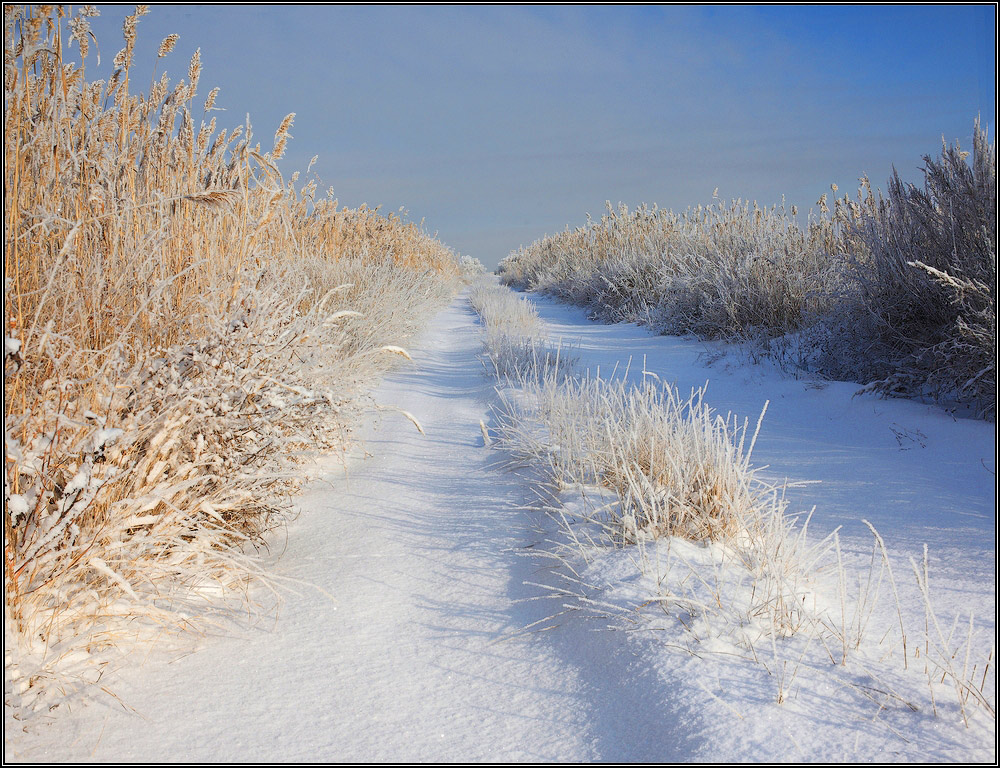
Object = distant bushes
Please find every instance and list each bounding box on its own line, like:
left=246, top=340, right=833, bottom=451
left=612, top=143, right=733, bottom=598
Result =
left=501, top=198, right=834, bottom=342
left=499, top=124, right=996, bottom=417
left=4, top=5, right=458, bottom=710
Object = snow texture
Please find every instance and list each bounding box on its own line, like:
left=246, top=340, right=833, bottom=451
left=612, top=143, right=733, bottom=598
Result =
left=4, top=290, right=995, bottom=762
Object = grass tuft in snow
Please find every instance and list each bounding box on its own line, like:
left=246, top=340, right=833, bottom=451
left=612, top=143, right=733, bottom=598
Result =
left=468, top=278, right=577, bottom=382
left=471, top=280, right=995, bottom=736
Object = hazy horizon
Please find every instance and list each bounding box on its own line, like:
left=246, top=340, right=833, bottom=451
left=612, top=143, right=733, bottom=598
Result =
left=85, top=4, right=996, bottom=268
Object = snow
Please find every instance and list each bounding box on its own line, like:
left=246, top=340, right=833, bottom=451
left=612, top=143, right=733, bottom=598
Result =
left=526, top=296, right=995, bottom=579
left=4, top=336, right=21, bottom=358
left=5, top=495, right=29, bottom=527
left=4, top=290, right=995, bottom=762
left=515, top=293, right=996, bottom=761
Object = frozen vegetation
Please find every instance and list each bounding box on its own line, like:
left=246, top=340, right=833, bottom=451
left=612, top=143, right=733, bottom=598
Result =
left=4, top=5, right=461, bottom=714
left=7, top=281, right=993, bottom=761
left=4, top=5, right=996, bottom=764
left=498, top=128, right=996, bottom=419
left=471, top=278, right=995, bottom=761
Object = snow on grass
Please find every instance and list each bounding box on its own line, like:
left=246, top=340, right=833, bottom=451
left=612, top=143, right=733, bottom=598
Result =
left=4, top=294, right=612, bottom=762
left=5, top=280, right=991, bottom=762
left=497, top=124, right=996, bottom=419
left=472, top=276, right=996, bottom=761
left=468, top=279, right=578, bottom=381
left=4, top=6, right=463, bottom=717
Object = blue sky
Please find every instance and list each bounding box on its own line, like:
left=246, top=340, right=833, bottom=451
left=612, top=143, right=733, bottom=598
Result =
left=85, top=4, right=996, bottom=268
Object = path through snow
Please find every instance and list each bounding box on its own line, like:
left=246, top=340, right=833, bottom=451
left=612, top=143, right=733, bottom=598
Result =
left=5, top=289, right=995, bottom=762
left=5, top=293, right=695, bottom=762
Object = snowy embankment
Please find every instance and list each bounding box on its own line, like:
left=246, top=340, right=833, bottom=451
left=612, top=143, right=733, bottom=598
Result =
left=5, top=286, right=995, bottom=762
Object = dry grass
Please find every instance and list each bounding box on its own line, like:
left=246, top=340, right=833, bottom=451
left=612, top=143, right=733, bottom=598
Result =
left=4, top=5, right=459, bottom=712
left=499, top=126, right=996, bottom=417
left=471, top=277, right=768, bottom=547
left=499, top=198, right=836, bottom=342
left=472, top=279, right=995, bottom=728
left=815, top=122, right=996, bottom=417
left=468, top=278, right=577, bottom=381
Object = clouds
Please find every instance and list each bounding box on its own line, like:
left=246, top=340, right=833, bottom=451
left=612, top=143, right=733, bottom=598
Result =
left=87, top=5, right=995, bottom=267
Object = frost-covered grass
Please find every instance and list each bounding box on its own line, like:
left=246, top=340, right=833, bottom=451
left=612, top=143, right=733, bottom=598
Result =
left=4, top=6, right=459, bottom=713
left=468, top=278, right=576, bottom=381
left=493, top=373, right=775, bottom=545
left=815, top=126, right=996, bottom=415
left=471, top=280, right=995, bottom=745
left=499, top=197, right=833, bottom=344
left=498, top=124, right=996, bottom=417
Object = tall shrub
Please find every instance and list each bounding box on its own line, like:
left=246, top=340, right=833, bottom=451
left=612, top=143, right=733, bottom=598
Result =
left=820, top=121, right=996, bottom=416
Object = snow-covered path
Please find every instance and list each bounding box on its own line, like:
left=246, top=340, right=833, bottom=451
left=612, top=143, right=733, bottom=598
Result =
left=5, top=293, right=695, bottom=762
left=5, top=289, right=995, bottom=762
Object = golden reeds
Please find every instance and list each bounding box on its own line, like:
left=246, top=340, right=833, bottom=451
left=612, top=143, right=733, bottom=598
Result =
left=4, top=4, right=459, bottom=713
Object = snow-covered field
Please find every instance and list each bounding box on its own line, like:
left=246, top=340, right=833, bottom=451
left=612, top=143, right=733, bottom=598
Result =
left=494, top=290, right=996, bottom=762
left=4, top=288, right=995, bottom=762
